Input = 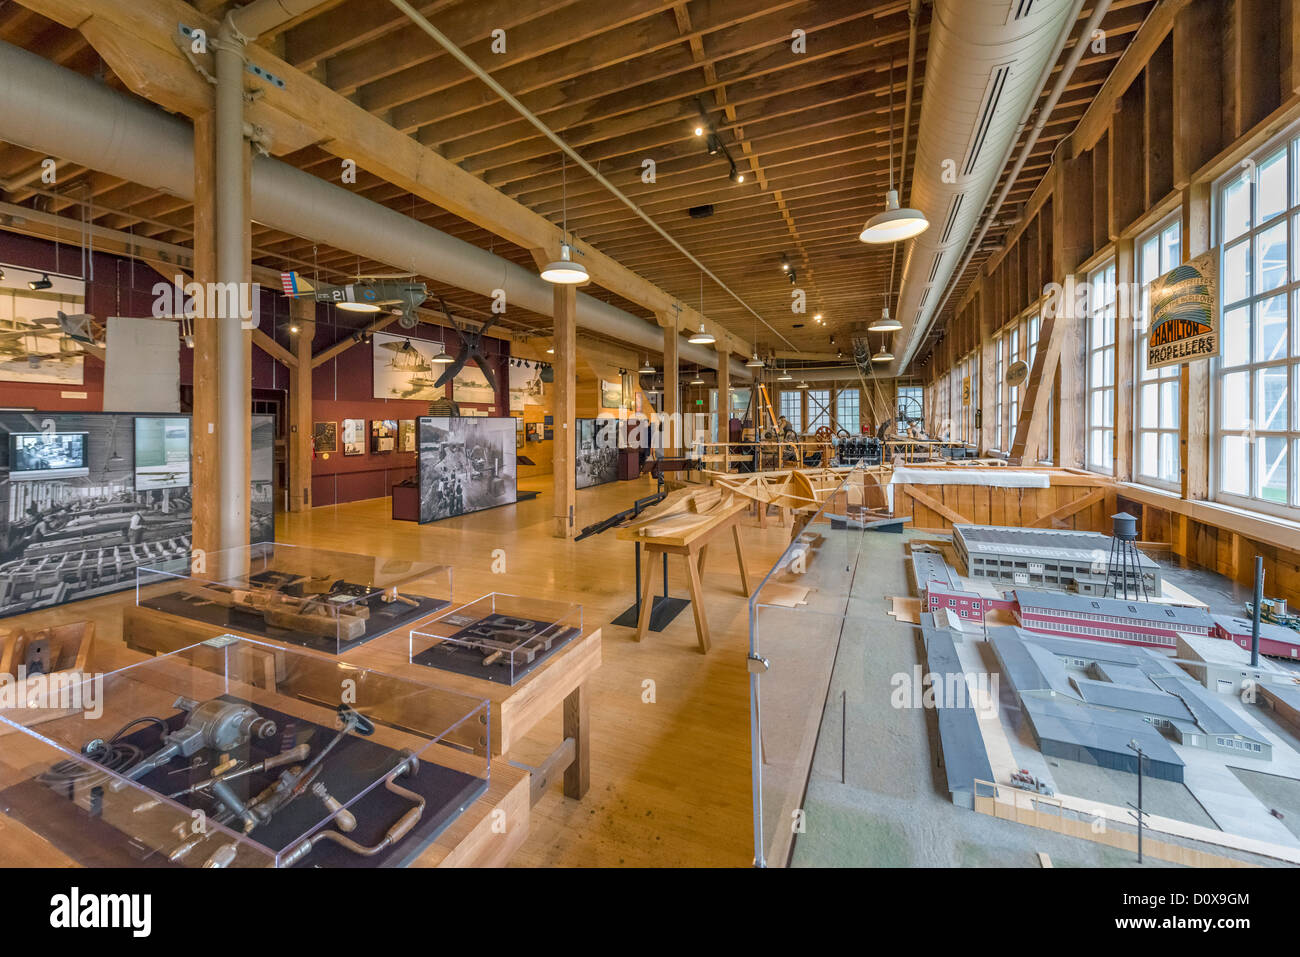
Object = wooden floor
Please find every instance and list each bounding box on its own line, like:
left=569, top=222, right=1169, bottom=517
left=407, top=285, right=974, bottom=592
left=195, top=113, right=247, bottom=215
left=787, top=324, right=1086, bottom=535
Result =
left=7, top=476, right=798, bottom=867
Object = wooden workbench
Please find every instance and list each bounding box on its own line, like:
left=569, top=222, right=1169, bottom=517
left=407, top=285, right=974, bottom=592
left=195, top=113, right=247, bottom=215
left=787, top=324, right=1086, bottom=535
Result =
left=616, top=495, right=752, bottom=653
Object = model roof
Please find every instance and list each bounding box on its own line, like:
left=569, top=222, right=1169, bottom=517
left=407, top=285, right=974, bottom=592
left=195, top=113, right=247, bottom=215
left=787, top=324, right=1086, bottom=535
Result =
left=989, top=627, right=1078, bottom=698
left=1148, top=674, right=1269, bottom=742
left=1211, top=614, right=1300, bottom=644
left=1070, top=676, right=1196, bottom=722
left=955, top=524, right=1158, bottom=569
left=910, top=548, right=957, bottom=591
left=1013, top=589, right=1213, bottom=627
left=1179, top=632, right=1292, bottom=671
left=1021, top=695, right=1184, bottom=768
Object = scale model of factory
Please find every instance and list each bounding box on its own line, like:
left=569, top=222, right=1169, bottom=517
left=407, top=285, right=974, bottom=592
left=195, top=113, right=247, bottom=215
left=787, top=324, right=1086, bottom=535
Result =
left=911, top=513, right=1300, bottom=662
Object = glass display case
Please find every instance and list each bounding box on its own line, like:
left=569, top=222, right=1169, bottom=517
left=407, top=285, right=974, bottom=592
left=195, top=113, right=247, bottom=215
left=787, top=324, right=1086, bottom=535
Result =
left=0, top=635, right=489, bottom=868
left=410, top=593, right=583, bottom=685
left=135, top=542, right=453, bottom=654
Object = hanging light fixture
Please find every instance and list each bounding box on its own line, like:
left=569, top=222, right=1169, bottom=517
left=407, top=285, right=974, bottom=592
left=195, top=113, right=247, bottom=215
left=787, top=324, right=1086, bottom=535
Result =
left=688, top=268, right=715, bottom=343
left=860, top=56, right=929, bottom=244
left=541, top=153, right=589, bottom=284
left=869, top=306, right=902, bottom=333
left=777, top=365, right=793, bottom=382
left=639, top=357, right=656, bottom=374
left=796, top=380, right=809, bottom=389
left=871, top=342, right=895, bottom=363
left=431, top=326, right=454, bottom=364
left=746, top=353, right=764, bottom=368
left=690, top=366, right=705, bottom=386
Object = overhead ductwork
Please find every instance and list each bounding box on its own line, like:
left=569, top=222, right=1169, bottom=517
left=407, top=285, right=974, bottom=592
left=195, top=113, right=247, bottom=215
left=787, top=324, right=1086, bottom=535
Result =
left=0, top=40, right=749, bottom=380
left=887, top=0, right=1082, bottom=375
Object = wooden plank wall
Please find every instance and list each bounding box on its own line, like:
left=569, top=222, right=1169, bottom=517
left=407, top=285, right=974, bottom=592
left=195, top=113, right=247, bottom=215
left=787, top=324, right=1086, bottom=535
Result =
left=897, top=468, right=1115, bottom=534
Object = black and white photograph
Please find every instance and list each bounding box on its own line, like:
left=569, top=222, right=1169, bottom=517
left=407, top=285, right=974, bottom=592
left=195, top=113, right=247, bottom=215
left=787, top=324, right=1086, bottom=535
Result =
left=133, top=416, right=190, bottom=490
left=576, top=417, right=618, bottom=489
left=372, top=331, right=445, bottom=401
left=250, top=413, right=275, bottom=545
left=418, top=416, right=516, bottom=522
left=0, top=412, right=192, bottom=618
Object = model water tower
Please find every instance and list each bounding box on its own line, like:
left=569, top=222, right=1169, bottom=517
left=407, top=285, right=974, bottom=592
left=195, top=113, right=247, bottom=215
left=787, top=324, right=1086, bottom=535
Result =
left=1104, top=511, right=1149, bottom=600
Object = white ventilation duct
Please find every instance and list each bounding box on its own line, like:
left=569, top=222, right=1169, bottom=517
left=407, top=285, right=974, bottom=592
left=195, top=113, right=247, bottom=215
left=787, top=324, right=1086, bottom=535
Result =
left=0, top=40, right=749, bottom=380
left=887, top=0, right=1082, bottom=375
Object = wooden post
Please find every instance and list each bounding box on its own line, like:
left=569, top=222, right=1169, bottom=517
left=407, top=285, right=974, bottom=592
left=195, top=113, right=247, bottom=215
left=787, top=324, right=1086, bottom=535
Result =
left=661, top=314, right=679, bottom=457
left=1180, top=180, right=1212, bottom=500
left=553, top=283, right=577, bottom=538
left=1113, top=237, right=1136, bottom=482
left=288, top=298, right=315, bottom=512
left=191, top=112, right=218, bottom=557
left=716, top=341, right=729, bottom=471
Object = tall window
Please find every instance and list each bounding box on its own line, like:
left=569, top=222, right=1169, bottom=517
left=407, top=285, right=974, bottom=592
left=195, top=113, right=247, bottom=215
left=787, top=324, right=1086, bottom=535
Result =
left=1008, top=323, right=1022, bottom=440
left=1136, top=215, right=1182, bottom=487
left=1086, top=261, right=1117, bottom=473
left=994, top=337, right=1005, bottom=450
left=779, top=390, right=803, bottom=433
left=807, top=389, right=831, bottom=432
left=896, top=385, right=923, bottom=426
left=835, top=388, right=860, bottom=433
left=1215, top=133, right=1300, bottom=515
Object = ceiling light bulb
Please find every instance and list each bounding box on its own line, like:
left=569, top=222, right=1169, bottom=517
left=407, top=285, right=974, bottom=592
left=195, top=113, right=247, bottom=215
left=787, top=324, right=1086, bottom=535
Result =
left=859, top=189, right=929, bottom=244
left=547, top=347, right=555, bottom=354
left=540, top=243, right=589, bottom=284
left=694, top=126, right=704, bottom=137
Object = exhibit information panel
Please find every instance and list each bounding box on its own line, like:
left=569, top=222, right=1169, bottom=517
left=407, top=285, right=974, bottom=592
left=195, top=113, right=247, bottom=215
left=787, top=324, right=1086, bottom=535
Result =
left=418, top=416, right=517, bottom=522
left=411, top=593, right=583, bottom=685
left=135, top=542, right=453, bottom=654
left=0, top=637, right=489, bottom=868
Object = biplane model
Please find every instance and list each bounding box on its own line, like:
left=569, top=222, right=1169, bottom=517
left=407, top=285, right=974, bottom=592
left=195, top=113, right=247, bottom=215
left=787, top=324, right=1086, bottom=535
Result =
left=280, top=271, right=428, bottom=329
left=0, top=311, right=105, bottom=365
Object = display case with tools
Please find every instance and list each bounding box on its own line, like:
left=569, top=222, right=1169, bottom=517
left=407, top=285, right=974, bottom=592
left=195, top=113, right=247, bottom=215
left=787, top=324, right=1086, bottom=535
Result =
left=0, top=635, right=490, bottom=868
left=410, top=593, right=584, bottom=686
left=134, top=542, right=454, bottom=654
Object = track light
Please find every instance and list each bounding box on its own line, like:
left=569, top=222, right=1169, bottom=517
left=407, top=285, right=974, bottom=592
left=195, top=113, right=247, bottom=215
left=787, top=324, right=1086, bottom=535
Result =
left=787, top=270, right=797, bottom=285
left=729, top=163, right=744, bottom=184
left=693, top=125, right=705, bottom=137
left=540, top=243, right=588, bottom=284
left=780, top=255, right=789, bottom=273
left=706, top=133, right=722, bottom=156
left=28, top=273, right=52, bottom=291
left=0, top=267, right=5, bottom=281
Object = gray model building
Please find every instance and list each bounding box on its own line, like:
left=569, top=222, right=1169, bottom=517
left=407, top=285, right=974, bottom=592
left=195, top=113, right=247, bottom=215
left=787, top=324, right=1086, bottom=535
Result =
left=990, top=627, right=1273, bottom=780
left=954, top=524, right=1161, bottom=596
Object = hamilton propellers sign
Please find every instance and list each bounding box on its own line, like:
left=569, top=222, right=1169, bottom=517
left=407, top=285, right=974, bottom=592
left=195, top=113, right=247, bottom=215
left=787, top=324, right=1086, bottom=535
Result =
left=1146, top=251, right=1219, bottom=369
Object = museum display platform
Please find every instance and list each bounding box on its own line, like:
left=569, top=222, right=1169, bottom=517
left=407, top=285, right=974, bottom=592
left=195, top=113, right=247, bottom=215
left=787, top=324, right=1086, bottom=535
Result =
left=0, top=636, right=490, bottom=868
left=411, top=593, right=583, bottom=686
left=134, top=543, right=453, bottom=654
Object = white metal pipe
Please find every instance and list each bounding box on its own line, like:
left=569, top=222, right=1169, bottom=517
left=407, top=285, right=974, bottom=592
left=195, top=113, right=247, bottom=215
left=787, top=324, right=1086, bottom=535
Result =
left=215, top=19, right=249, bottom=551
left=0, top=39, right=749, bottom=380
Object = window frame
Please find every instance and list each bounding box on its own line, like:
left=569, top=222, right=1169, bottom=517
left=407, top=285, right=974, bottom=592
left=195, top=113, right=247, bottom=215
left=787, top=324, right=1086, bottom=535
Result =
left=1134, top=213, right=1184, bottom=490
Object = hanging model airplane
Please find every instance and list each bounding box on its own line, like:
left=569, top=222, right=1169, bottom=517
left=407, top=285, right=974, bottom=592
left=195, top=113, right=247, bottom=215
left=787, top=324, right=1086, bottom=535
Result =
left=279, top=271, right=428, bottom=328
left=0, top=311, right=105, bottom=363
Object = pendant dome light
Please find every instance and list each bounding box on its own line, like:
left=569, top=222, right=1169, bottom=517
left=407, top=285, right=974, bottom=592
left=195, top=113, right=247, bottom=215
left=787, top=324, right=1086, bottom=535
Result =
left=690, top=365, right=705, bottom=386
left=796, top=380, right=809, bottom=389
left=860, top=56, right=928, bottom=244
left=869, top=305, right=902, bottom=333
left=541, top=154, right=589, bottom=284
left=687, top=268, right=715, bottom=344
left=776, top=363, right=793, bottom=382
left=746, top=353, right=765, bottom=368
left=871, top=340, right=895, bottom=363
left=431, top=325, right=455, bottom=364
left=639, top=356, right=656, bottom=374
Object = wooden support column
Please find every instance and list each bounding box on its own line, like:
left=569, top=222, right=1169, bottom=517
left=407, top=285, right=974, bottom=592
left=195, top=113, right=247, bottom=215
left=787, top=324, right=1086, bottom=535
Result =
left=661, top=314, right=679, bottom=456
left=191, top=112, right=218, bottom=557
left=288, top=298, right=315, bottom=512
left=1113, top=238, right=1136, bottom=482
left=1180, top=180, right=1212, bottom=500
left=553, top=284, right=577, bottom=539
left=715, top=341, right=729, bottom=471
left=978, top=285, right=996, bottom=454
left=1173, top=0, right=1226, bottom=187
